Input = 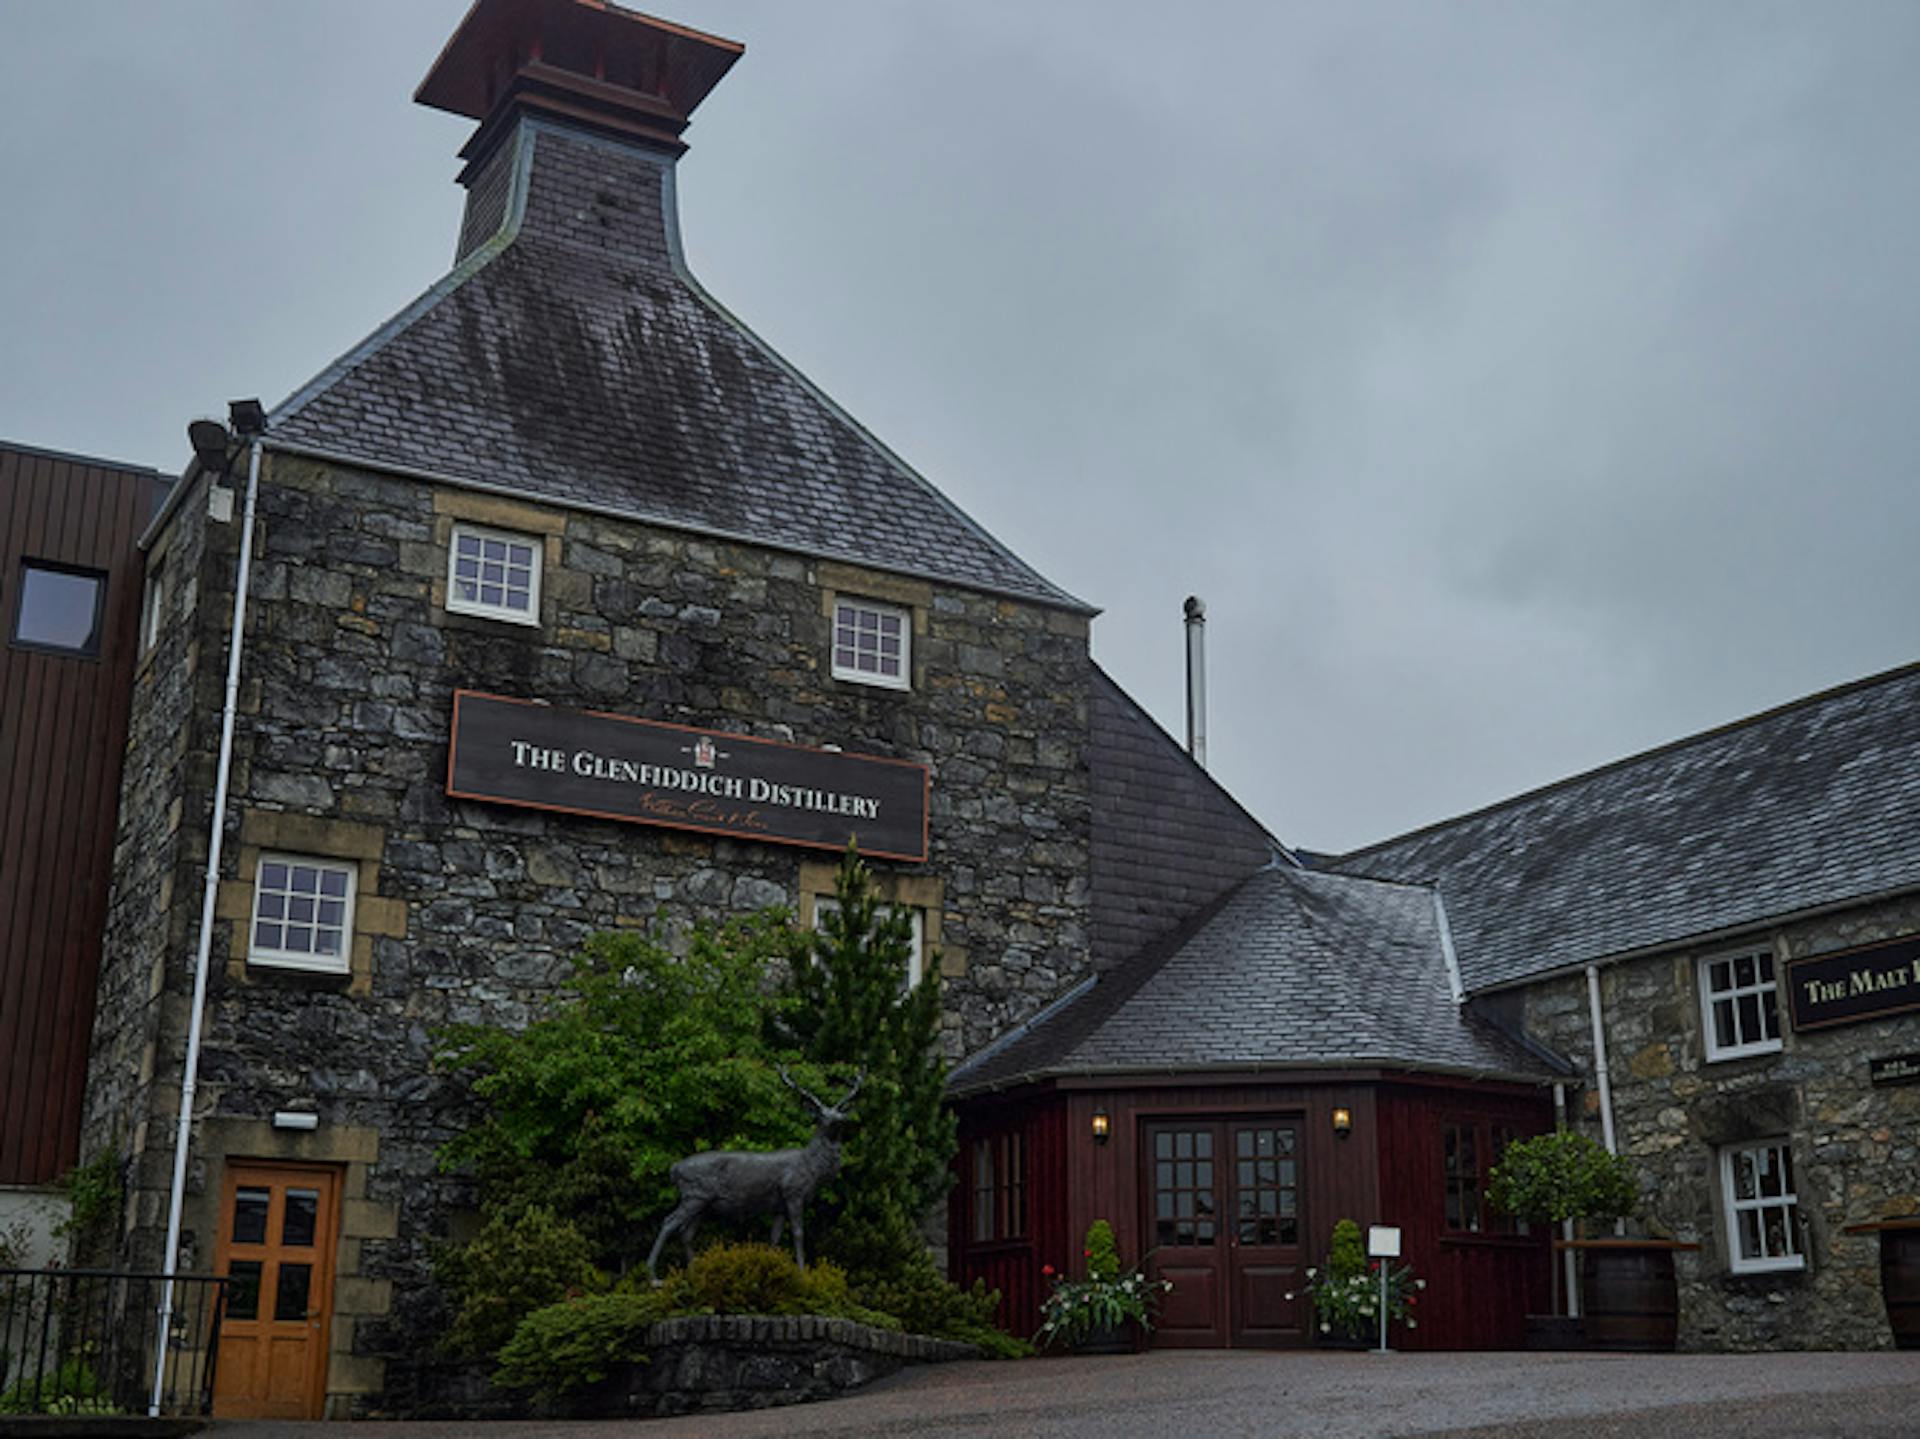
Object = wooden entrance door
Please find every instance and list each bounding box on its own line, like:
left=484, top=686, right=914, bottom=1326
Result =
left=212, top=1162, right=341, bottom=1419
left=1144, top=1118, right=1305, bottom=1347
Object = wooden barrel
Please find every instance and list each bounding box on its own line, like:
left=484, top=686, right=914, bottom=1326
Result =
left=1884, top=1227, right=1920, bottom=1350
left=1580, top=1244, right=1679, bottom=1352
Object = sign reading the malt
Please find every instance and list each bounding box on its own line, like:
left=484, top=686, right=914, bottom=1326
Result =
left=446, top=690, right=929, bottom=862
left=1783, top=933, right=1920, bottom=1033
left=1869, top=1053, right=1920, bottom=1088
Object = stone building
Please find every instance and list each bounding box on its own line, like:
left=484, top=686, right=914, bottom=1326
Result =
left=1342, top=665, right=1920, bottom=1351
left=84, top=0, right=1098, bottom=1418
left=48, top=0, right=1916, bottom=1419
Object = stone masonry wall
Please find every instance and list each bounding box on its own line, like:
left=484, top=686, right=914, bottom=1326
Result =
left=1521, top=894, right=1920, bottom=1351
left=100, top=448, right=1093, bottom=1412
left=85, top=464, right=223, bottom=1263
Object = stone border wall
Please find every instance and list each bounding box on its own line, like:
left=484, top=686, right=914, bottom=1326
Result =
left=596, top=1316, right=978, bottom=1418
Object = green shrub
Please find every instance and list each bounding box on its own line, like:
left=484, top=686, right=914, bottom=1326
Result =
left=1486, top=1128, right=1638, bottom=1227
left=436, top=916, right=808, bottom=1269
left=825, top=1210, right=1030, bottom=1358
left=55, top=1152, right=123, bottom=1264
left=777, top=851, right=956, bottom=1241
left=644, top=1242, right=895, bottom=1328
left=1327, top=1218, right=1365, bottom=1281
left=437, top=1205, right=605, bottom=1359
left=0, top=1359, right=113, bottom=1415
left=494, top=1292, right=667, bottom=1401
left=1083, top=1219, right=1121, bottom=1282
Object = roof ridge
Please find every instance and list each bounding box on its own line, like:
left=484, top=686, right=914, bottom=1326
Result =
left=1336, top=658, right=1920, bottom=866
left=659, top=161, right=1092, bottom=616
left=270, top=126, right=533, bottom=430
left=0, top=439, right=163, bottom=476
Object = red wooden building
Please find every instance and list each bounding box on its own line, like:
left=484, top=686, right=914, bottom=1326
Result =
left=0, top=442, right=166, bottom=1192
left=949, top=673, right=1559, bottom=1349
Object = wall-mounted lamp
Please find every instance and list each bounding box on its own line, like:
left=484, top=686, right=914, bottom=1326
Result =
left=1091, top=1109, right=1111, bottom=1145
left=1331, top=1106, right=1353, bottom=1138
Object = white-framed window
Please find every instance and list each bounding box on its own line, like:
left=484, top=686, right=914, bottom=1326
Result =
left=1698, top=945, right=1782, bottom=1061
left=813, top=896, right=924, bottom=990
left=139, top=558, right=166, bottom=655
left=447, top=523, right=541, bottom=625
left=831, top=597, right=909, bottom=689
left=249, top=854, right=356, bottom=973
left=1720, top=1139, right=1804, bottom=1273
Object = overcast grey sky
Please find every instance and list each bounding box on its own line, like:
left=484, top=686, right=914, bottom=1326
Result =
left=5, top=2, right=1918, bottom=853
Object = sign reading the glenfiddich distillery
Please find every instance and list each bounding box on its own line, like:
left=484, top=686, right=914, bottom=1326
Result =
left=447, top=691, right=929, bottom=862
left=1784, top=933, right=1920, bottom=1033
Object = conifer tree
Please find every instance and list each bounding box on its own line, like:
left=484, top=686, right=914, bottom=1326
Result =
left=777, top=846, right=954, bottom=1237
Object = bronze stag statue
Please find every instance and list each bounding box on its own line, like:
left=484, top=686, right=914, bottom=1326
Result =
left=644, top=1068, right=862, bottom=1280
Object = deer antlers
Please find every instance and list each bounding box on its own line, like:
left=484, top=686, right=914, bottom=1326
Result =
left=778, top=1064, right=863, bottom=1114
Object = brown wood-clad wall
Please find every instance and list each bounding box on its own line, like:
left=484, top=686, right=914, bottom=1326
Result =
left=1374, top=1079, right=1554, bottom=1351
left=0, top=443, right=163, bottom=1186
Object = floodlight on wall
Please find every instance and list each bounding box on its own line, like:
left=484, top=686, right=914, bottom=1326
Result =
left=1331, top=1107, right=1353, bottom=1138
left=1091, top=1109, right=1111, bottom=1145
left=229, top=397, right=268, bottom=436
left=187, top=418, right=232, bottom=475
left=272, top=1111, right=319, bottom=1132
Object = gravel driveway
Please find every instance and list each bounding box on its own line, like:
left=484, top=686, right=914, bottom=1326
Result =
left=214, top=1348, right=1920, bottom=1438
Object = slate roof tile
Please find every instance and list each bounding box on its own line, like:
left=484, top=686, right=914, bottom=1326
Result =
left=269, top=120, right=1087, bottom=613
left=952, top=865, right=1557, bottom=1093
left=1334, top=663, right=1920, bottom=992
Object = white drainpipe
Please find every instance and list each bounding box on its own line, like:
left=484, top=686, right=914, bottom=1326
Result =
left=1585, top=962, right=1626, bottom=1241
left=1553, top=1081, right=1578, bottom=1318
left=1584, top=963, right=1618, bottom=1155
left=150, top=436, right=262, bottom=1415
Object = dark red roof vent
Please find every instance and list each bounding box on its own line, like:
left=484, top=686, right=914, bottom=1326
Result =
left=416, top=0, right=742, bottom=158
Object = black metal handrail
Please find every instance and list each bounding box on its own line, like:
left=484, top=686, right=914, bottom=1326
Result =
left=0, top=1268, right=227, bottom=1418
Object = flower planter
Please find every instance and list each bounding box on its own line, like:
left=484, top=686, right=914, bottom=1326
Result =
left=1843, top=1217, right=1920, bottom=1350
left=1558, top=1239, right=1697, bottom=1352
left=1314, top=1326, right=1373, bottom=1351
left=1072, top=1321, right=1139, bottom=1355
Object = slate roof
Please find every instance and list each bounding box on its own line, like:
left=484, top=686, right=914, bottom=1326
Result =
left=1335, top=662, right=1920, bottom=993
left=951, top=865, right=1559, bottom=1095
left=1088, top=666, right=1284, bottom=966
left=268, top=118, right=1088, bottom=613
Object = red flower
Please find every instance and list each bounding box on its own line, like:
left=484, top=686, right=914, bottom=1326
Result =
left=1042, top=1264, right=1055, bottom=1277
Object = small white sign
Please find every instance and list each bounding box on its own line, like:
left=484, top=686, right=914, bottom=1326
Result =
left=1368, top=1225, right=1402, bottom=1259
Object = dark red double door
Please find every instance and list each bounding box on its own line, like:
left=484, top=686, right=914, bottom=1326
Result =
left=1144, top=1118, right=1305, bottom=1347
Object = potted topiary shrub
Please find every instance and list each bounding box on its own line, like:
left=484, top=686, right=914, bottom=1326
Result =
left=1486, top=1128, right=1694, bottom=1351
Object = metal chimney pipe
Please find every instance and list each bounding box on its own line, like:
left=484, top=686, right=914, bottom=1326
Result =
left=1184, top=595, right=1207, bottom=769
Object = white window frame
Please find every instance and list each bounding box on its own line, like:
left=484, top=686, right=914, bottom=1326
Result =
left=248, top=854, right=357, bottom=974
left=139, top=558, right=165, bottom=655
left=830, top=597, right=910, bottom=690
left=1697, top=944, right=1783, bottom=1061
left=446, top=523, right=542, bottom=626
left=1720, top=1138, right=1805, bottom=1274
left=812, top=895, right=924, bottom=990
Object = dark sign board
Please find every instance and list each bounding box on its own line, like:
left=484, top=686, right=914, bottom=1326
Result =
left=1870, top=1053, right=1920, bottom=1089
left=1783, top=933, right=1920, bottom=1033
left=446, top=691, right=929, bottom=862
